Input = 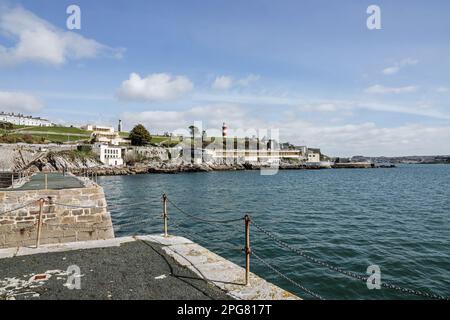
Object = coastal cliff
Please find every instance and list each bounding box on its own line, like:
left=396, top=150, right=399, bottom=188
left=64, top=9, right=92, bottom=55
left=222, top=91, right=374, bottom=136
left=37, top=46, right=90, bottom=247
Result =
left=1, top=144, right=382, bottom=177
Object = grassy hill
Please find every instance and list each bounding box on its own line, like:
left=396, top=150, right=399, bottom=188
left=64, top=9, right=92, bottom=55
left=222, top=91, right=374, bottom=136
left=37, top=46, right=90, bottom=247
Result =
left=0, top=125, right=92, bottom=144
left=16, top=125, right=92, bottom=135
left=0, top=124, right=237, bottom=147
left=0, top=125, right=181, bottom=146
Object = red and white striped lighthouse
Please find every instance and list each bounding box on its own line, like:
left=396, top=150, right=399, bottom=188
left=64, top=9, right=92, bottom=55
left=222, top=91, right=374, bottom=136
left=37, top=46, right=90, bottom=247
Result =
left=222, top=122, right=228, bottom=137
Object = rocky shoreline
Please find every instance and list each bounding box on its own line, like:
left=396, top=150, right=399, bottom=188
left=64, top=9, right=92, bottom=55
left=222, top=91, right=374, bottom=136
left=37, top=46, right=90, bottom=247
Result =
left=70, top=162, right=370, bottom=176
left=1, top=145, right=395, bottom=177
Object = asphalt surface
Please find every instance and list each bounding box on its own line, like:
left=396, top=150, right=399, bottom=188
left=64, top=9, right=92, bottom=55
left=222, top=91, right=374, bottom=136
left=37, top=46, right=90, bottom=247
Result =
left=0, top=240, right=233, bottom=300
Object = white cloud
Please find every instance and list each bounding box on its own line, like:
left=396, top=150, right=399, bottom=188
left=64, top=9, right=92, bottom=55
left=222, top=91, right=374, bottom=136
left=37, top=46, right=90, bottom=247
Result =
left=122, top=104, right=252, bottom=133
left=117, top=73, right=194, bottom=102
left=212, top=76, right=233, bottom=90
left=0, top=5, right=123, bottom=66
left=195, top=92, right=450, bottom=120
left=297, top=103, right=338, bottom=113
left=292, top=123, right=450, bottom=157
left=0, top=91, right=43, bottom=112
left=436, top=86, right=449, bottom=93
left=382, top=66, right=400, bottom=75
left=212, top=74, right=260, bottom=90
left=364, top=84, right=418, bottom=94
left=382, top=58, right=418, bottom=75
left=236, top=74, right=260, bottom=86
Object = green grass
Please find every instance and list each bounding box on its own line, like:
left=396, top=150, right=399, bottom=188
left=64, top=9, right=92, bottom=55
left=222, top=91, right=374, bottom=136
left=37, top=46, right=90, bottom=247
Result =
left=30, top=133, right=89, bottom=143
left=119, top=131, right=129, bottom=137
left=0, top=133, right=89, bottom=144
left=151, top=136, right=170, bottom=143
left=15, top=125, right=91, bottom=135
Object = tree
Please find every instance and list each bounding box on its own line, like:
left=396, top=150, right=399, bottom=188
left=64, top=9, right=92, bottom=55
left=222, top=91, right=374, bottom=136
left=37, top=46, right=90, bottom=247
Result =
left=0, top=121, right=13, bottom=130
left=188, top=125, right=200, bottom=140
left=129, top=124, right=151, bottom=146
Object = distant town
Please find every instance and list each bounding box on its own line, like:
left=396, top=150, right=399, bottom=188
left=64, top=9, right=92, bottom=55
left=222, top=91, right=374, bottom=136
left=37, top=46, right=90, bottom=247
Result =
left=0, top=111, right=448, bottom=178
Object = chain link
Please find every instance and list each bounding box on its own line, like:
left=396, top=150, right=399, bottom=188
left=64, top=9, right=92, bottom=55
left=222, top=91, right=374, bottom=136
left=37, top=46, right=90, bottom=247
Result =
left=114, top=213, right=161, bottom=230
left=52, top=202, right=107, bottom=209
left=2, top=193, right=447, bottom=301
left=170, top=217, right=242, bottom=252
left=0, top=200, right=38, bottom=216
left=167, top=197, right=244, bottom=224
left=252, top=250, right=324, bottom=300
left=107, top=199, right=157, bottom=211
left=252, top=220, right=448, bottom=300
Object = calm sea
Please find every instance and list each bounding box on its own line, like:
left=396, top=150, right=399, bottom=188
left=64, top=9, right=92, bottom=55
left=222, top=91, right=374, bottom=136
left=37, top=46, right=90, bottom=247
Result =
left=98, top=164, right=450, bottom=300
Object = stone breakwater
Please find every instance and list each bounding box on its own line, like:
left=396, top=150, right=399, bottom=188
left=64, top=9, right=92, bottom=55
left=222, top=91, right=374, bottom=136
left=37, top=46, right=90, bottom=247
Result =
left=0, top=184, right=114, bottom=248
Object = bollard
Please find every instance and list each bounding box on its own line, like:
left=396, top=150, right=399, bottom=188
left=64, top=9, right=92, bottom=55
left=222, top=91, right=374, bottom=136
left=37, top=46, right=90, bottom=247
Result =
left=35, top=198, right=45, bottom=248
left=162, top=193, right=168, bottom=237
left=244, top=215, right=251, bottom=286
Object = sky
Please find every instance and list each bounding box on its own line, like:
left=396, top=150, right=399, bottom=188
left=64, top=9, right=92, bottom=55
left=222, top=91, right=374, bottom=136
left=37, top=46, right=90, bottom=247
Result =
left=0, top=0, right=449, bottom=157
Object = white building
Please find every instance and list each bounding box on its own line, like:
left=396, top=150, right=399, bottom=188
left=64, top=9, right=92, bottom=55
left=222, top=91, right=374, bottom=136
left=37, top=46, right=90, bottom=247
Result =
left=0, top=112, right=53, bottom=127
left=305, top=148, right=332, bottom=168
left=306, top=148, right=321, bottom=163
left=81, top=124, right=129, bottom=146
left=92, top=143, right=124, bottom=166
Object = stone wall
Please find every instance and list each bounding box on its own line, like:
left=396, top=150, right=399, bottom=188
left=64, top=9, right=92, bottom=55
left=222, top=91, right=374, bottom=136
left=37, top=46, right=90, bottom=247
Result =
left=0, top=185, right=114, bottom=248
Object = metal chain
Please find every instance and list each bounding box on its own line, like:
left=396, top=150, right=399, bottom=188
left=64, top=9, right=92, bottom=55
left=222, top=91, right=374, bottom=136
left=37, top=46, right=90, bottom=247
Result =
left=52, top=202, right=107, bottom=209
left=167, top=198, right=244, bottom=224
left=169, top=214, right=241, bottom=243
left=252, top=250, right=324, bottom=300
left=0, top=200, right=37, bottom=216
left=170, top=218, right=242, bottom=252
left=107, top=199, right=157, bottom=211
left=114, top=213, right=161, bottom=230
left=252, top=220, right=448, bottom=300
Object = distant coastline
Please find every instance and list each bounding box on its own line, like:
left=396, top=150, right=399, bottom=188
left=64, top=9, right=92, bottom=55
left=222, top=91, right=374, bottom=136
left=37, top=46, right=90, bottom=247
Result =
left=347, top=155, right=450, bottom=165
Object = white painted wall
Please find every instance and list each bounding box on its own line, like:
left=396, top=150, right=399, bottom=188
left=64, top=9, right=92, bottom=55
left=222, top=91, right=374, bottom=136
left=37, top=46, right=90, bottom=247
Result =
left=93, top=143, right=124, bottom=166
left=0, top=113, right=52, bottom=127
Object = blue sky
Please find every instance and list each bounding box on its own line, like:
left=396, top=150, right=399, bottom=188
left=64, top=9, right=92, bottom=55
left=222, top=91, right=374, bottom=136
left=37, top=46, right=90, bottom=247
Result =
left=0, top=0, right=450, bottom=156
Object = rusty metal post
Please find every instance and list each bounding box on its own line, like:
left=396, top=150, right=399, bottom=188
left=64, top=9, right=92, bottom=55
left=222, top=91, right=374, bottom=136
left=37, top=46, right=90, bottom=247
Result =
left=162, top=193, right=168, bottom=237
left=35, top=198, right=45, bottom=248
left=244, top=215, right=251, bottom=286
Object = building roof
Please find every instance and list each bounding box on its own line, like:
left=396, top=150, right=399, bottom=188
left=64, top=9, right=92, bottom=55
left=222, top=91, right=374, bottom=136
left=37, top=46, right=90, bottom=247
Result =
left=0, top=111, right=50, bottom=122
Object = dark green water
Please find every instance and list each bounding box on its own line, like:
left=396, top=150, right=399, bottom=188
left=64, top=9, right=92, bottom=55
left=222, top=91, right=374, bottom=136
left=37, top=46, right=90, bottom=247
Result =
left=98, top=164, right=450, bottom=300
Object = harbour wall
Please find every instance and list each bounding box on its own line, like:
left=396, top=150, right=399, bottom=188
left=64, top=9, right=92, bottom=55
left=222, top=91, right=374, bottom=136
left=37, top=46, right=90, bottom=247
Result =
left=0, top=185, right=114, bottom=248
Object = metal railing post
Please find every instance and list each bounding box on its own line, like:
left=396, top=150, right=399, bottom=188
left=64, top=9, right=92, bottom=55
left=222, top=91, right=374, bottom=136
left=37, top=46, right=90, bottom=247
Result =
left=245, top=215, right=251, bottom=286
left=44, top=173, right=48, bottom=190
left=35, top=198, right=45, bottom=248
left=162, top=193, right=168, bottom=237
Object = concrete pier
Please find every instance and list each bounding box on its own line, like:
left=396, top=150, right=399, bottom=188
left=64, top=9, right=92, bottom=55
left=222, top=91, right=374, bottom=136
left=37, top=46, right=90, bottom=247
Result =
left=0, top=235, right=300, bottom=300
